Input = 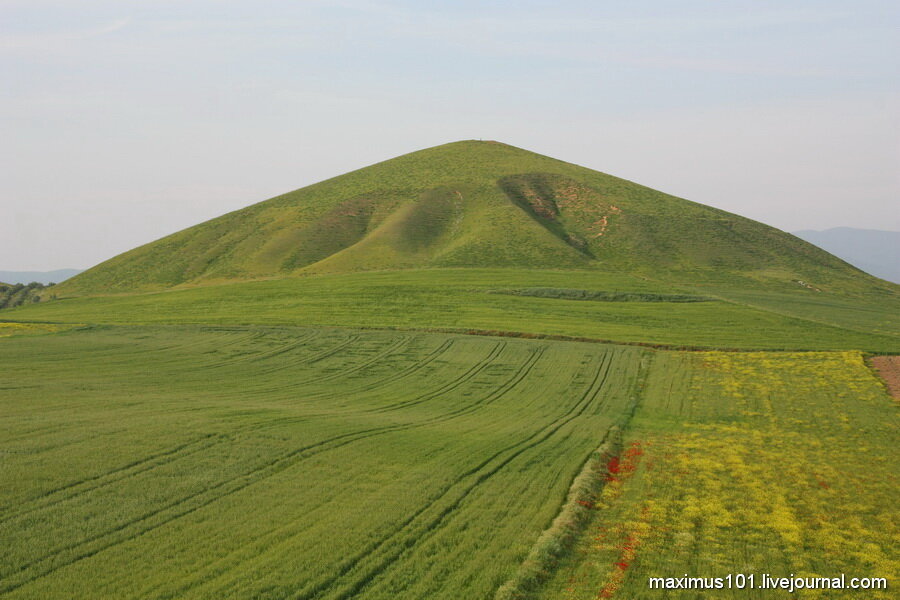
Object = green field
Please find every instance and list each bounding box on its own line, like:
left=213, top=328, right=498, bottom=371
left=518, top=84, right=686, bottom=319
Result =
left=538, top=351, right=898, bottom=599
left=1, top=325, right=647, bottom=599
left=7, top=269, right=900, bottom=352
left=2, top=325, right=896, bottom=599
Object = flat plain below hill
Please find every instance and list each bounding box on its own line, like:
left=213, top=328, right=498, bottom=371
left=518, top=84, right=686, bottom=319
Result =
left=6, top=268, right=900, bottom=352
left=0, top=325, right=896, bottom=599
left=1, top=326, right=644, bottom=599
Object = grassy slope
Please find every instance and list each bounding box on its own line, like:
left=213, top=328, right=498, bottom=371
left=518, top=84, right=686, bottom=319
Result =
left=23, top=140, right=897, bottom=352
left=51, top=141, right=889, bottom=296
left=0, top=326, right=645, bottom=600
left=8, top=269, right=900, bottom=352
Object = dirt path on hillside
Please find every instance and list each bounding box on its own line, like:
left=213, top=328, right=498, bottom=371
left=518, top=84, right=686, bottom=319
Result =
left=870, top=356, right=900, bottom=400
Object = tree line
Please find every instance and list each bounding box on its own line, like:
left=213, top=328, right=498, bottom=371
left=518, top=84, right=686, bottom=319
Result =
left=0, top=282, right=52, bottom=309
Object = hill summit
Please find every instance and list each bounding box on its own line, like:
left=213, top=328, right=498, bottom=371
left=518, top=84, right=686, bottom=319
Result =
left=56, top=140, right=875, bottom=295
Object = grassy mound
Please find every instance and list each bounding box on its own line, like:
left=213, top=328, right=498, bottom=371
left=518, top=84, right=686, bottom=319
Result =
left=50, top=141, right=887, bottom=297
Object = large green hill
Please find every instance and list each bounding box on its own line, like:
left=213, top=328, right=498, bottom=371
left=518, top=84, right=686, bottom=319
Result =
left=52, top=140, right=887, bottom=296
left=11, top=141, right=899, bottom=352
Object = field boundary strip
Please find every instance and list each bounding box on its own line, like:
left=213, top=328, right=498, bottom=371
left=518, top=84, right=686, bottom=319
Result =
left=346, top=325, right=900, bottom=353
left=495, top=429, right=623, bottom=600
left=494, top=353, right=651, bottom=600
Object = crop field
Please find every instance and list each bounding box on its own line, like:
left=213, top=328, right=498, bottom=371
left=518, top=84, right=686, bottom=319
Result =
left=8, top=269, right=900, bottom=352
left=538, top=351, right=898, bottom=599
left=0, top=325, right=647, bottom=599
left=2, top=322, right=896, bottom=599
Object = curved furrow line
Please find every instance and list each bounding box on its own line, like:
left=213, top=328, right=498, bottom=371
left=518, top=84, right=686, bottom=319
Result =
left=251, top=335, right=363, bottom=377
left=0, top=422, right=76, bottom=445
left=202, top=348, right=580, bottom=600
left=0, top=410, right=318, bottom=526
left=289, top=336, right=411, bottom=386
left=331, top=354, right=620, bottom=599
left=208, top=330, right=335, bottom=370
left=167, top=337, right=460, bottom=419
left=145, top=347, right=562, bottom=599
left=48, top=329, right=319, bottom=381
left=316, top=337, right=456, bottom=398
left=0, top=434, right=220, bottom=525
left=197, top=329, right=328, bottom=372
left=178, top=329, right=290, bottom=368
left=4, top=344, right=577, bottom=595
left=3, top=337, right=462, bottom=526
left=0, top=409, right=333, bottom=530
left=109, top=328, right=265, bottom=364
left=0, top=425, right=403, bottom=593
left=371, top=342, right=506, bottom=413
left=298, top=350, right=616, bottom=600
left=154, top=329, right=272, bottom=363
left=424, top=346, right=547, bottom=422
left=0, top=343, right=535, bottom=593
left=196, top=338, right=459, bottom=410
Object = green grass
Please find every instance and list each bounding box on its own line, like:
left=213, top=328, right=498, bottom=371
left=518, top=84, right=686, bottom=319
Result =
left=700, top=286, right=900, bottom=340
left=4, top=325, right=896, bottom=599
left=8, top=269, right=900, bottom=352
left=50, top=141, right=892, bottom=296
left=0, top=325, right=646, bottom=599
left=2, top=324, right=896, bottom=598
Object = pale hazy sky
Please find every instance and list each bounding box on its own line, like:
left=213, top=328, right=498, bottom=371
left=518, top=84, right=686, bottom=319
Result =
left=3, top=0, right=898, bottom=271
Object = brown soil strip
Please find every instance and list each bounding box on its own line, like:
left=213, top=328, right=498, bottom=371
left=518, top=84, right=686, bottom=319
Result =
left=870, top=355, right=900, bottom=400
left=354, top=325, right=853, bottom=353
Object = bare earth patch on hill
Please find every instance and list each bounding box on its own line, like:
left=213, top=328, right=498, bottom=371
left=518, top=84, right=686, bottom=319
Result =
left=870, top=355, right=900, bottom=399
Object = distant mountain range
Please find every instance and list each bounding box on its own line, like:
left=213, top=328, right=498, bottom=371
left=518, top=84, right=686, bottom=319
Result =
left=792, top=228, right=900, bottom=284
left=0, top=269, right=83, bottom=285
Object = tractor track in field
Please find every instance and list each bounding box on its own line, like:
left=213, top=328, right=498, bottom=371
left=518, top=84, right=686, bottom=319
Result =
left=198, top=329, right=323, bottom=368
left=300, top=350, right=617, bottom=600
left=142, top=345, right=588, bottom=600
left=154, top=329, right=274, bottom=362
left=194, top=329, right=352, bottom=373
left=76, top=329, right=270, bottom=369
left=221, top=337, right=461, bottom=407
left=0, top=339, right=465, bottom=530
left=0, top=434, right=221, bottom=525
left=0, top=344, right=547, bottom=594
left=371, top=342, right=506, bottom=413
left=288, top=336, right=411, bottom=386
left=252, top=335, right=362, bottom=376
left=325, top=337, right=456, bottom=393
